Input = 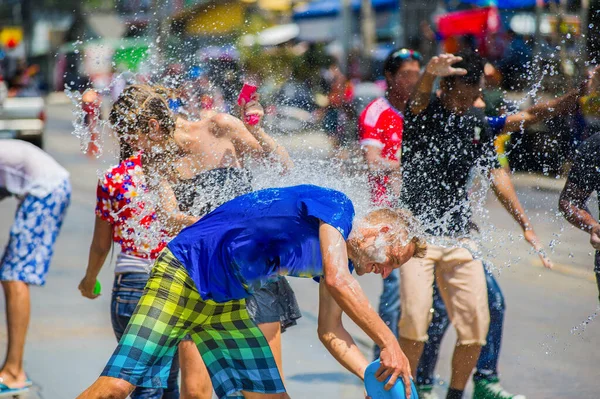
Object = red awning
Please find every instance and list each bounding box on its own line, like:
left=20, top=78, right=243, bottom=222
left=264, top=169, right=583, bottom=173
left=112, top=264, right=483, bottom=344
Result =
left=436, top=7, right=500, bottom=38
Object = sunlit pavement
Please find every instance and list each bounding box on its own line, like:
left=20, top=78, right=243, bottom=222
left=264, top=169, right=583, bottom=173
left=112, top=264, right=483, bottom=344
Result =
left=0, top=103, right=598, bottom=399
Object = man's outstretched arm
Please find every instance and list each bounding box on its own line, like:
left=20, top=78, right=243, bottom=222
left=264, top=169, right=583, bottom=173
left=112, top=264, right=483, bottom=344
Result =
left=501, top=89, right=582, bottom=134
left=318, top=222, right=412, bottom=397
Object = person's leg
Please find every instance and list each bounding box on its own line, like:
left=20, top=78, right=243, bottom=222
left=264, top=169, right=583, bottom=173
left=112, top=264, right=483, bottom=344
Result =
left=274, top=277, right=302, bottom=334
left=246, top=277, right=301, bottom=380
left=178, top=322, right=284, bottom=399
left=374, top=268, right=400, bottom=360
left=259, top=322, right=283, bottom=382
left=397, top=337, right=424, bottom=381
left=163, top=349, right=181, bottom=399
left=80, top=251, right=194, bottom=397
left=189, top=298, right=285, bottom=398
left=179, top=278, right=296, bottom=399
left=436, top=246, right=489, bottom=396
left=110, top=273, right=166, bottom=399
left=178, top=341, right=212, bottom=399
left=0, top=281, right=30, bottom=386
left=416, top=281, right=451, bottom=388
left=474, top=267, right=505, bottom=381
left=447, top=345, right=481, bottom=397
left=398, top=247, right=438, bottom=378
left=473, top=266, right=526, bottom=399
left=0, top=185, right=69, bottom=388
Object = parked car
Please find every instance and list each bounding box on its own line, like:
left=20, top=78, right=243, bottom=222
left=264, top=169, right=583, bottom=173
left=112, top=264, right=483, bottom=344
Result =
left=0, top=95, right=46, bottom=148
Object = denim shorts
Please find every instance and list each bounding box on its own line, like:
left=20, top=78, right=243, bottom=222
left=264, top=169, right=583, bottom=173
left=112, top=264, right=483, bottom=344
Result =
left=111, top=272, right=180, bottom=399
left=246, top=277, right=301, bottom=333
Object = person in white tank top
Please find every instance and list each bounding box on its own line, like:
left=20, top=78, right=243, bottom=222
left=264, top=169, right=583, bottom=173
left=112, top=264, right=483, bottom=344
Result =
left=0, top=139, right=71, bottom=394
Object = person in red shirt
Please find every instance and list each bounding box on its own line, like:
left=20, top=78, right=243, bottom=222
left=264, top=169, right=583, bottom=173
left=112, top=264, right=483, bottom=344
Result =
left=359, top=49, right=422, bottom=206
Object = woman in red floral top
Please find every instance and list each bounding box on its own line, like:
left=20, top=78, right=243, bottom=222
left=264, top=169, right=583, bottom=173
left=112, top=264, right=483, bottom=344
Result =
left=78, top=84, right=296, bottom=399
left=95, top=153, right=167, bottom=259
left=79, top=147, right=181, bottom=399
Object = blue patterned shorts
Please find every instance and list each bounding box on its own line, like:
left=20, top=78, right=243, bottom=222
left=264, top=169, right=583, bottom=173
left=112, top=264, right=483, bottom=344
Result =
left=0, top=179, right=71, bottom=285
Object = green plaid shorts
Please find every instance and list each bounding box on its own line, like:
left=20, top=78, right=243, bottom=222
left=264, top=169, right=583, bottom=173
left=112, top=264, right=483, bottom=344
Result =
left=101, top=249, right=285, bottom=398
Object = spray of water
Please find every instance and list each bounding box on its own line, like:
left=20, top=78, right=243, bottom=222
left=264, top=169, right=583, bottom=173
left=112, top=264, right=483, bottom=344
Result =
left=64, top=42, right=566, bottom=272
left=64, top=0, right=596, bottom=312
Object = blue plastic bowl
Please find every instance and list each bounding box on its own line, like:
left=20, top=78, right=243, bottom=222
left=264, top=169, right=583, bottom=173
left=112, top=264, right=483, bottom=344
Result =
left=364, top=359, right=419, bottom=399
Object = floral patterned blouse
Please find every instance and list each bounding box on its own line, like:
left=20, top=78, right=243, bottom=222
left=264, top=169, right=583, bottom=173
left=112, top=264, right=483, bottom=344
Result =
left=95, top=153, right=167, bottom=259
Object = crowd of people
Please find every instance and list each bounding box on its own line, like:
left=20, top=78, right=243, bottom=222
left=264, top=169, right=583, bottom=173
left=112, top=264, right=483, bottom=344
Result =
left=0, top=43, right=599, bottom=399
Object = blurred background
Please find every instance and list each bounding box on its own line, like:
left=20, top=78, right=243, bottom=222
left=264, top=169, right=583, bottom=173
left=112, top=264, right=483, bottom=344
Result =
left=1, top=0, right=598, bottom=174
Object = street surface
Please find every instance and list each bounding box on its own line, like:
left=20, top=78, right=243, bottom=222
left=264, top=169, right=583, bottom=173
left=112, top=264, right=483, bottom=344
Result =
left=0, top=102, right=599, bottom=398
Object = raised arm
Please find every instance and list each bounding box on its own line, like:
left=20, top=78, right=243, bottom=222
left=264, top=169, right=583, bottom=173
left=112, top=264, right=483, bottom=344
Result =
left=242, top=93, right=294, bottom=172
left=489, top=168, right=553, bottom=268
left=209, top=110, right=293, bottom=173
left=408, top=54, right=467, bottom=115
left=319, top=222, right=412, bottom=396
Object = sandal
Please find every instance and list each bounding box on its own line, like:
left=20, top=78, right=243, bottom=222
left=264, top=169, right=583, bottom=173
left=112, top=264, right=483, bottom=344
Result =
left=0, top=385, right=29, bottom=397
left=0, top=378, right=29, bottom=398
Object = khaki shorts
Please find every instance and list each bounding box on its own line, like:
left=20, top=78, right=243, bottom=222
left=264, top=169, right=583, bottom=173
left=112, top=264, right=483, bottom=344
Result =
left=399, top=242, right=489, bottom=346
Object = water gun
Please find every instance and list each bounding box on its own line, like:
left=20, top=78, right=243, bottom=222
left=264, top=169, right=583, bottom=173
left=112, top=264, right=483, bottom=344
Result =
left=237, top=83, right=260, bottom=125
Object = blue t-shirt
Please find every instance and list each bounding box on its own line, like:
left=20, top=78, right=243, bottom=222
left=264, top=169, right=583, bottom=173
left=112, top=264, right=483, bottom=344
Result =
left=167, top=185, right=355, bottom=302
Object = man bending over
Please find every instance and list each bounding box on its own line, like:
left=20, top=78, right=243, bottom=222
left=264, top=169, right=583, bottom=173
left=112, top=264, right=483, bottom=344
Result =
left=78, top=184, right=426, bottom=399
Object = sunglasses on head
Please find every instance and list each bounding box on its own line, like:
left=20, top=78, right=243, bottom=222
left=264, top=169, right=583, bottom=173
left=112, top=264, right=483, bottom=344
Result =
left=391, top=49, right=422, bottom=62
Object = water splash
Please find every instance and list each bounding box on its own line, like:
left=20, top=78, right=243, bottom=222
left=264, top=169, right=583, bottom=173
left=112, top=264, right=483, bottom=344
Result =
left=570, top=306, right=600, bottom=336
left=61, top=1, right=587, bottom=281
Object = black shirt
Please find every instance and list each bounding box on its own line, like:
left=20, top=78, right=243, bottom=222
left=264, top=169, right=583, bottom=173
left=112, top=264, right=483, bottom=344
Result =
left=566, top=133, right=600, bottom=271
left=401, top=96, right=500, bottom=236
left=172, top=167, right=253, bottom=217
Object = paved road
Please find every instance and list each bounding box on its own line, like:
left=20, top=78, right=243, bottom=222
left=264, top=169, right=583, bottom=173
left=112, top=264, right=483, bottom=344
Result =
left=0, top=103, right=598, bottom=398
